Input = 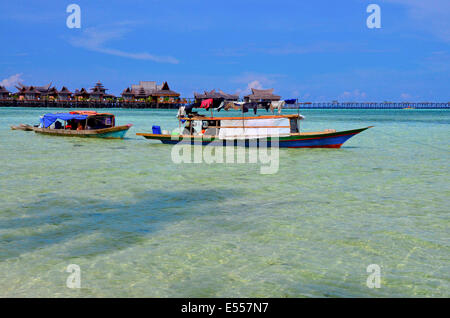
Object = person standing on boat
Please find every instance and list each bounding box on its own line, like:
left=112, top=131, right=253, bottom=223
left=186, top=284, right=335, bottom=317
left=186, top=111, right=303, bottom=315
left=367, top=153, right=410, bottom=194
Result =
left=77, top=122, right=84, bottom=131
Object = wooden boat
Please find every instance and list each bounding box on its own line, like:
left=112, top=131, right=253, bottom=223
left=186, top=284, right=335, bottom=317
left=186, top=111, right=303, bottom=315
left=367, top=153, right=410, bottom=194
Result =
left=137, top=114, right=372, bottom=148
left=32, top=124, right=132, bottom=139
left=16, top=111, right=132, bottom=139
left=11, top=124, right=33, bottom=131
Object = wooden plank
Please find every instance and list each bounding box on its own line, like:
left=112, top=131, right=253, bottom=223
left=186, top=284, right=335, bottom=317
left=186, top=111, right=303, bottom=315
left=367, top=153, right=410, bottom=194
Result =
left=183, top=114, right=301, bottom=121
left=218, top=126, right=291, bottom=128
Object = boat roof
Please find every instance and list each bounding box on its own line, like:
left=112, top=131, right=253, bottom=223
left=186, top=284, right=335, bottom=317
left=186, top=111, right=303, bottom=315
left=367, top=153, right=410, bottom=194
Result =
left=182, top=114, right=303, bottom=121
left=40, top=111, right=115, bottom=128
left=70, top=111, right=114, bottom=116
left=41, top=113, right=89, bottom=128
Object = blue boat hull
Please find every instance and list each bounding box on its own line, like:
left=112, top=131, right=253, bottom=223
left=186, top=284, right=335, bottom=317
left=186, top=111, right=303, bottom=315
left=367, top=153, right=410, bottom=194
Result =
left=148, top=127, right=372, bottom=148
left=87, top=129, right=130, bottom=139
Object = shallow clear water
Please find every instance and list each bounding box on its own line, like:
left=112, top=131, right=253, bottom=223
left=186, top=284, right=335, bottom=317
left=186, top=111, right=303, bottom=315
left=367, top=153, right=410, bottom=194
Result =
left=0, top=107, right=448, bottom=297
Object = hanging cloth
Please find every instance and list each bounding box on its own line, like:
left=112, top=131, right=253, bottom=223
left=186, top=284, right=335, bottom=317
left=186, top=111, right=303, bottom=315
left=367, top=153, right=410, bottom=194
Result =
left=224, top=102, right=235, bottom=111
left=249, top=102, right=258, bottom=114
left=284, top=99, right=296, bottom=104
left=217, top=101, right=225, bottom=112
left=177, top=106, right=186, bottom=118
left=270, top=101, right=275, bottom=112
left=200, top=98, right=213, bottom=109
left=277, top=100, right=285, bottom=114
left=260, top=101, right=270, bottom=111
left=270, top=101, right=286, bottom=114
left=233, top=102, right=244, bottom=110
left=184, top=103, right=194, bottom=114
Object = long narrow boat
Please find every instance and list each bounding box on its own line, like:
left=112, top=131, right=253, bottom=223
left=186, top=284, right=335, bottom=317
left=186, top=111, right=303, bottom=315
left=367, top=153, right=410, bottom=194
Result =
left=14, top=111, right=132, bottom=139
left=33, top=124, right=132, bottom=139
left=137, top=114, right=372, bottom=148
left=11, top=124, right=33, bottom=131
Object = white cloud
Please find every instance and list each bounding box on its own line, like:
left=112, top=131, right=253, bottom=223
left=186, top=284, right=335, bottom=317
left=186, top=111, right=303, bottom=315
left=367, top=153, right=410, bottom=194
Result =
left=232, top=72, right=283, bottom=95
left=247, top=80, right=263, bottom=91
left=0, top=73, right=23, bottom=88
left=69, top=26, right=179, bottom=64
left=400, top=93, right=411, bottom=100
left=339, top=89, right=368, bottom=101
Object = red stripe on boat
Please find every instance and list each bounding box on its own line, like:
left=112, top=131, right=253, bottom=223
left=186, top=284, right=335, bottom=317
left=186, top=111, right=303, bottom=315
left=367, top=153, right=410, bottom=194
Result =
left=287, top=132, right=358, bottom=142
left=287, top=144, right=343, bottom=148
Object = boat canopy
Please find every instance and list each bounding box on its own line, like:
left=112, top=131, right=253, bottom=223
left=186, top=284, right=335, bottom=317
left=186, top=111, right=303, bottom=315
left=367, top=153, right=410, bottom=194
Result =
left=70, top=111, right=114, bottom=116
left=41, top=113, right=88, bottom=128
left=218, top=117, right=292, bottom=139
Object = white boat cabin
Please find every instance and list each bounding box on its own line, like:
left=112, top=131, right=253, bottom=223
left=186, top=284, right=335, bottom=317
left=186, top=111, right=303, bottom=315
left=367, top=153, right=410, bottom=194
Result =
left=181, top=114, right=304, bottom=139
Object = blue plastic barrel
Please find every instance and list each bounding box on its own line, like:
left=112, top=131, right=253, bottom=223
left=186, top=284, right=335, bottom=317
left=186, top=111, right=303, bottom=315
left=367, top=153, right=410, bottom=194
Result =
left=152, top=125, right=162, bottom=134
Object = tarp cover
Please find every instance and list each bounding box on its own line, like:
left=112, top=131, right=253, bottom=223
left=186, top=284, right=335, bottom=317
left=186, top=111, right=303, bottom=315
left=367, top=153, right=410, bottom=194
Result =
left=284, top=99, right=297, bottom=104
left=219, top=118, right=290, bottom=140
left=42, top=113, right=88, bottom=128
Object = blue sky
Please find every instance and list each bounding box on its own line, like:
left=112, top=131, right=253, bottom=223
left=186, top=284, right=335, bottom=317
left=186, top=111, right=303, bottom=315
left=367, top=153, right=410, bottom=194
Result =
left=0, top=0, right=449, bottom=101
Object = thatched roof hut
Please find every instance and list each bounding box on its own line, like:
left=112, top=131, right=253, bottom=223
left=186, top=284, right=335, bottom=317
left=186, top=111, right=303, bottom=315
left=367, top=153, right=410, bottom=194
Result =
left=15, top=82, right=52, bottom=95
left=58, top=86, right=73, bottom=100
left=135, top=87, right=148, bottom=99
left=0, top=86, right=11, bottom=98
left=90, top=81, right=107, bottom=94
left=218, top=90, right=239, bottom=100
left=152, top=82, right=180, bottom=97
left=194, top=89, right=239, bottom=101
left=13, top=86, right=41, bottom=100
left=87, top=82, right=115, bottom=99
left=59, top=86, right=72, bottom=95
left=74, top=88, right=90, bottom=98
left=244, top=88, right=280, bottom=101
left=123, top=81, right=180, bottom=100
left=121, top=87, right=135, bottom=100
left=45, top=87, right=59, bottom=98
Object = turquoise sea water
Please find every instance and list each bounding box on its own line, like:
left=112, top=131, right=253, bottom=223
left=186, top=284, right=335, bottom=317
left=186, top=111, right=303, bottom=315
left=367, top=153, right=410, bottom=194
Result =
left=0, top=107, right=448, bottom=297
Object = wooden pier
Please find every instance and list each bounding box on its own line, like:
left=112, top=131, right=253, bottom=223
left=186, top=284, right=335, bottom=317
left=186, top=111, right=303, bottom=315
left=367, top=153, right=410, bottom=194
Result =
left=288, top=102, right=450, bottom=109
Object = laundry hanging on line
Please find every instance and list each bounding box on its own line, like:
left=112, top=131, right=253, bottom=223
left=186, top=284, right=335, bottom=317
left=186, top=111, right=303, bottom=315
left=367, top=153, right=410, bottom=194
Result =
left=177, top=106, right=186, bottom=118
left=284, top=99, right=296, bottom=104
left=258, top=101, right=271, bottom=111
left=224, top=102, right=236, bottom=111
left=243, top=102, right=258, bottom=114
left=200, top=98, right=213, bottom=109
left=271, top=100, right=286, bottom=114
left=216, top=101, right=225, bottom=112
